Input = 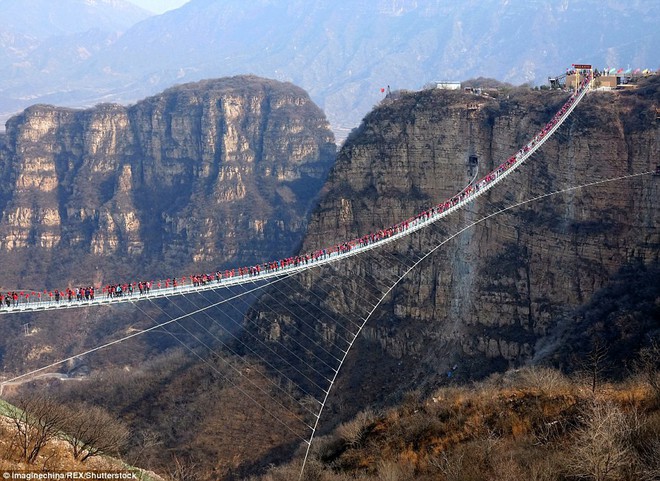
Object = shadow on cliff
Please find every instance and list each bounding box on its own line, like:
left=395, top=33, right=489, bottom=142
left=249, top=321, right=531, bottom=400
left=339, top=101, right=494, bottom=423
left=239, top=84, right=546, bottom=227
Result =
left=534, top=259, right=660, bottom=375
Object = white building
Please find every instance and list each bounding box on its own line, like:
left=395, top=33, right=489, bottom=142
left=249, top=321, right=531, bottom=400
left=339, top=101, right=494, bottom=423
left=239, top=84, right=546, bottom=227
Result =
left=433, top=81, right=461, bottom=90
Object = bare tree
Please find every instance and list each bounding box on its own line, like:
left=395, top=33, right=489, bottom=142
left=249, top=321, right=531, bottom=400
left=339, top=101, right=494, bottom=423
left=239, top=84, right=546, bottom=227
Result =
left=61, top=403, right=129, bottom=461
left=585, top=339, right=610, bottom=394
left=126, top=429, right=162, bottom=470
left=167, top=454, right=199, bottom=481
left=7, top=394, right=68, bottom=464
left=569, top=401, right=634, bottom=481
left=634, top=340, right=660, bottom=398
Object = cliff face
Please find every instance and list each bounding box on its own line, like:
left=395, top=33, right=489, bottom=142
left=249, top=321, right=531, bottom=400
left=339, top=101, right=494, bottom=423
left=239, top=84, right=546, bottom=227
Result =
left=0, top=75, right=335, bottom=287
left=247, top=78, right=659, bottom=407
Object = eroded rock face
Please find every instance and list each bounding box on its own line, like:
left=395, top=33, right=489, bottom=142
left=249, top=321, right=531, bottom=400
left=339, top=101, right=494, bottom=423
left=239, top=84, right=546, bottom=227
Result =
left=247, top=78, right=659, bottom=404
left=0, top=75, right=336, bottom=286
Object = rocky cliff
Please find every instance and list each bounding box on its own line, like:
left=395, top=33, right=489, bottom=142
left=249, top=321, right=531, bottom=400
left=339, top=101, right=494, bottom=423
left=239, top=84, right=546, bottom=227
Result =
left=0, top=75, right=335, bottom=376
left=0, top=75, right=335, bottom=287
left=246, top=77, right=659, bottom=411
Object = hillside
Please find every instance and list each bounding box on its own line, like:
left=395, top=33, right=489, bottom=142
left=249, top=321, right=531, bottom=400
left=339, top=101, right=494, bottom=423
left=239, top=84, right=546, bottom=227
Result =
left=0, top=398, right=163, bottom=478
left=247, top=363, right=660, bottom=481
left=244, top=75, right=659, bottom=422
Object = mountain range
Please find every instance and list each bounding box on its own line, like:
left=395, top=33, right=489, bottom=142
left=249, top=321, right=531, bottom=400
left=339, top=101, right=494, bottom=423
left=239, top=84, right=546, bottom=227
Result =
left=0, top=0, right=658, bottom=138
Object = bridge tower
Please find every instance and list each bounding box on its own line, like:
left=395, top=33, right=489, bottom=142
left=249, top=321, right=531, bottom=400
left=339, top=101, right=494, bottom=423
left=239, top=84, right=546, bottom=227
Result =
left=572, top=63, right=593, bottom=90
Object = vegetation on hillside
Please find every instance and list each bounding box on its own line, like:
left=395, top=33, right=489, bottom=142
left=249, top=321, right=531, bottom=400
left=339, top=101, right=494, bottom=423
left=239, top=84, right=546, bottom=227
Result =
left=0, top=397, right=157, bottom=478
left=244, top=350, right=660, bottom=481
left=2, top=342, right=657, bottom=481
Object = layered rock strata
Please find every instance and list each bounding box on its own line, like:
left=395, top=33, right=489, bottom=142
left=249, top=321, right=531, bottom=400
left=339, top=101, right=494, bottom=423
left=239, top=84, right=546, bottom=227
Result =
left=0, top=75, right=335, bottom=287
left=246, top=78, right=659, bottom=407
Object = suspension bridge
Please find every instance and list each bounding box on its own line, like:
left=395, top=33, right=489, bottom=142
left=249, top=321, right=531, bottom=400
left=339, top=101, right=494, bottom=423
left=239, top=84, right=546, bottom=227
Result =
left=0, top=72, right=594, bottom=315
left=2, top=69, right=655, bottom=479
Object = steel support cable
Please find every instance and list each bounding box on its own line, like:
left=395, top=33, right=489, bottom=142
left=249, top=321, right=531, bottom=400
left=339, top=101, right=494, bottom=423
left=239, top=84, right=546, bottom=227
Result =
left=201, top=279, right=346, bottom=372
left=225, top=277, right=358, bottom=379
left=258, top=270, right=374, bottom=338
left=254, top=272, right=376, bottom=361
left=269, top=273, right=377, bottom=336
left=280, top=251, right=415, bottom=333
left=234, top=276, right=356, bottom=348
left=273, top=281, right=365, bottom=342
left=1, top=273, right=297, bottom=385
left=337, top=244, right=432, bottom=301
left=164, top=285, right=333, bottom=397
left=238, top=268, right=377, bottom=353
left=238, top=274, right=361, bottom=355
left=206, top=283, right=351, bottom=374
left=141, top=295, right=319, bottom=426
left=271, top=263, right=385, bottom=336
left=278, top=270, right=373, bottom=332
left=298, top=168, right=653, bottom=479
left=299, top=242, right=428, bottom=316
left=260, top=257, right=415, bottom=336
left=145, top=289, right=325, bottom=411
left=187, top=283, right=338, bottom=385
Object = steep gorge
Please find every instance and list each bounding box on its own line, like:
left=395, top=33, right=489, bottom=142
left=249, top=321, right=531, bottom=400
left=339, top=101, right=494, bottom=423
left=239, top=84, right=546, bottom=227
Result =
left=1, top=76, right=658, bottom=480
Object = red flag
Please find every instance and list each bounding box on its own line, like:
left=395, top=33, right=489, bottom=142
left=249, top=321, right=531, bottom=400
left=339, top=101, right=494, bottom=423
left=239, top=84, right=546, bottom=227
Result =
left=380, top=88, right=385, bottom=93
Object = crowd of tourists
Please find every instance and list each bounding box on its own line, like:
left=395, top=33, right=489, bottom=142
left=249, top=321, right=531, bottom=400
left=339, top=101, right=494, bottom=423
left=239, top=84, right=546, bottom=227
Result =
left=0, top=73, right=591, bottom=310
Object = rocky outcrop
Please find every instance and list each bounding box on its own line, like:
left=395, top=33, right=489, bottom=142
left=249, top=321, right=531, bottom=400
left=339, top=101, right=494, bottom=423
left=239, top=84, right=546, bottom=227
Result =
left=0, top=75, right=335, bottom=287
left=246, top=78, right=659, bottom=406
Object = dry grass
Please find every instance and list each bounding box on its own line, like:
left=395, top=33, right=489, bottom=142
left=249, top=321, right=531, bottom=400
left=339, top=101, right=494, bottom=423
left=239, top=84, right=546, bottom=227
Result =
left=244, top=366, right=660, bottom=481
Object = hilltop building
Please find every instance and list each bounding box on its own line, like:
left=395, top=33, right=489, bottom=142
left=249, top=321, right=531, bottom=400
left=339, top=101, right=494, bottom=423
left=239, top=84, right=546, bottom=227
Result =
left=431, top=81, right=461, bottom=90
left=562, top=64, right=656, bottom=91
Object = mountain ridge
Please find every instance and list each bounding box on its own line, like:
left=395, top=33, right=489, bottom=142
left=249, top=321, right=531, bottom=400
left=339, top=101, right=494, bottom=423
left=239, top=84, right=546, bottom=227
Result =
left=1, top=0, right=657, bottom=137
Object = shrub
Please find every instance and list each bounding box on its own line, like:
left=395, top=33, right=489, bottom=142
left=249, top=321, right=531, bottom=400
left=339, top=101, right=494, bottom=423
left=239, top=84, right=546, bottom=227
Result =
left=376, top=459, right=414, bottom=481
left=568, top=400, right=635, bottom=481
left=336, top=408, right=378, bottom=448
left=515, top=366, right=573, bottom=394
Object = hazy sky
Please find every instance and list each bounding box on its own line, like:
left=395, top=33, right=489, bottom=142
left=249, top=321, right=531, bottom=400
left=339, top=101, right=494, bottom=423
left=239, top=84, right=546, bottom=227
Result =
left=130, top=0, right=190, bottom=14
